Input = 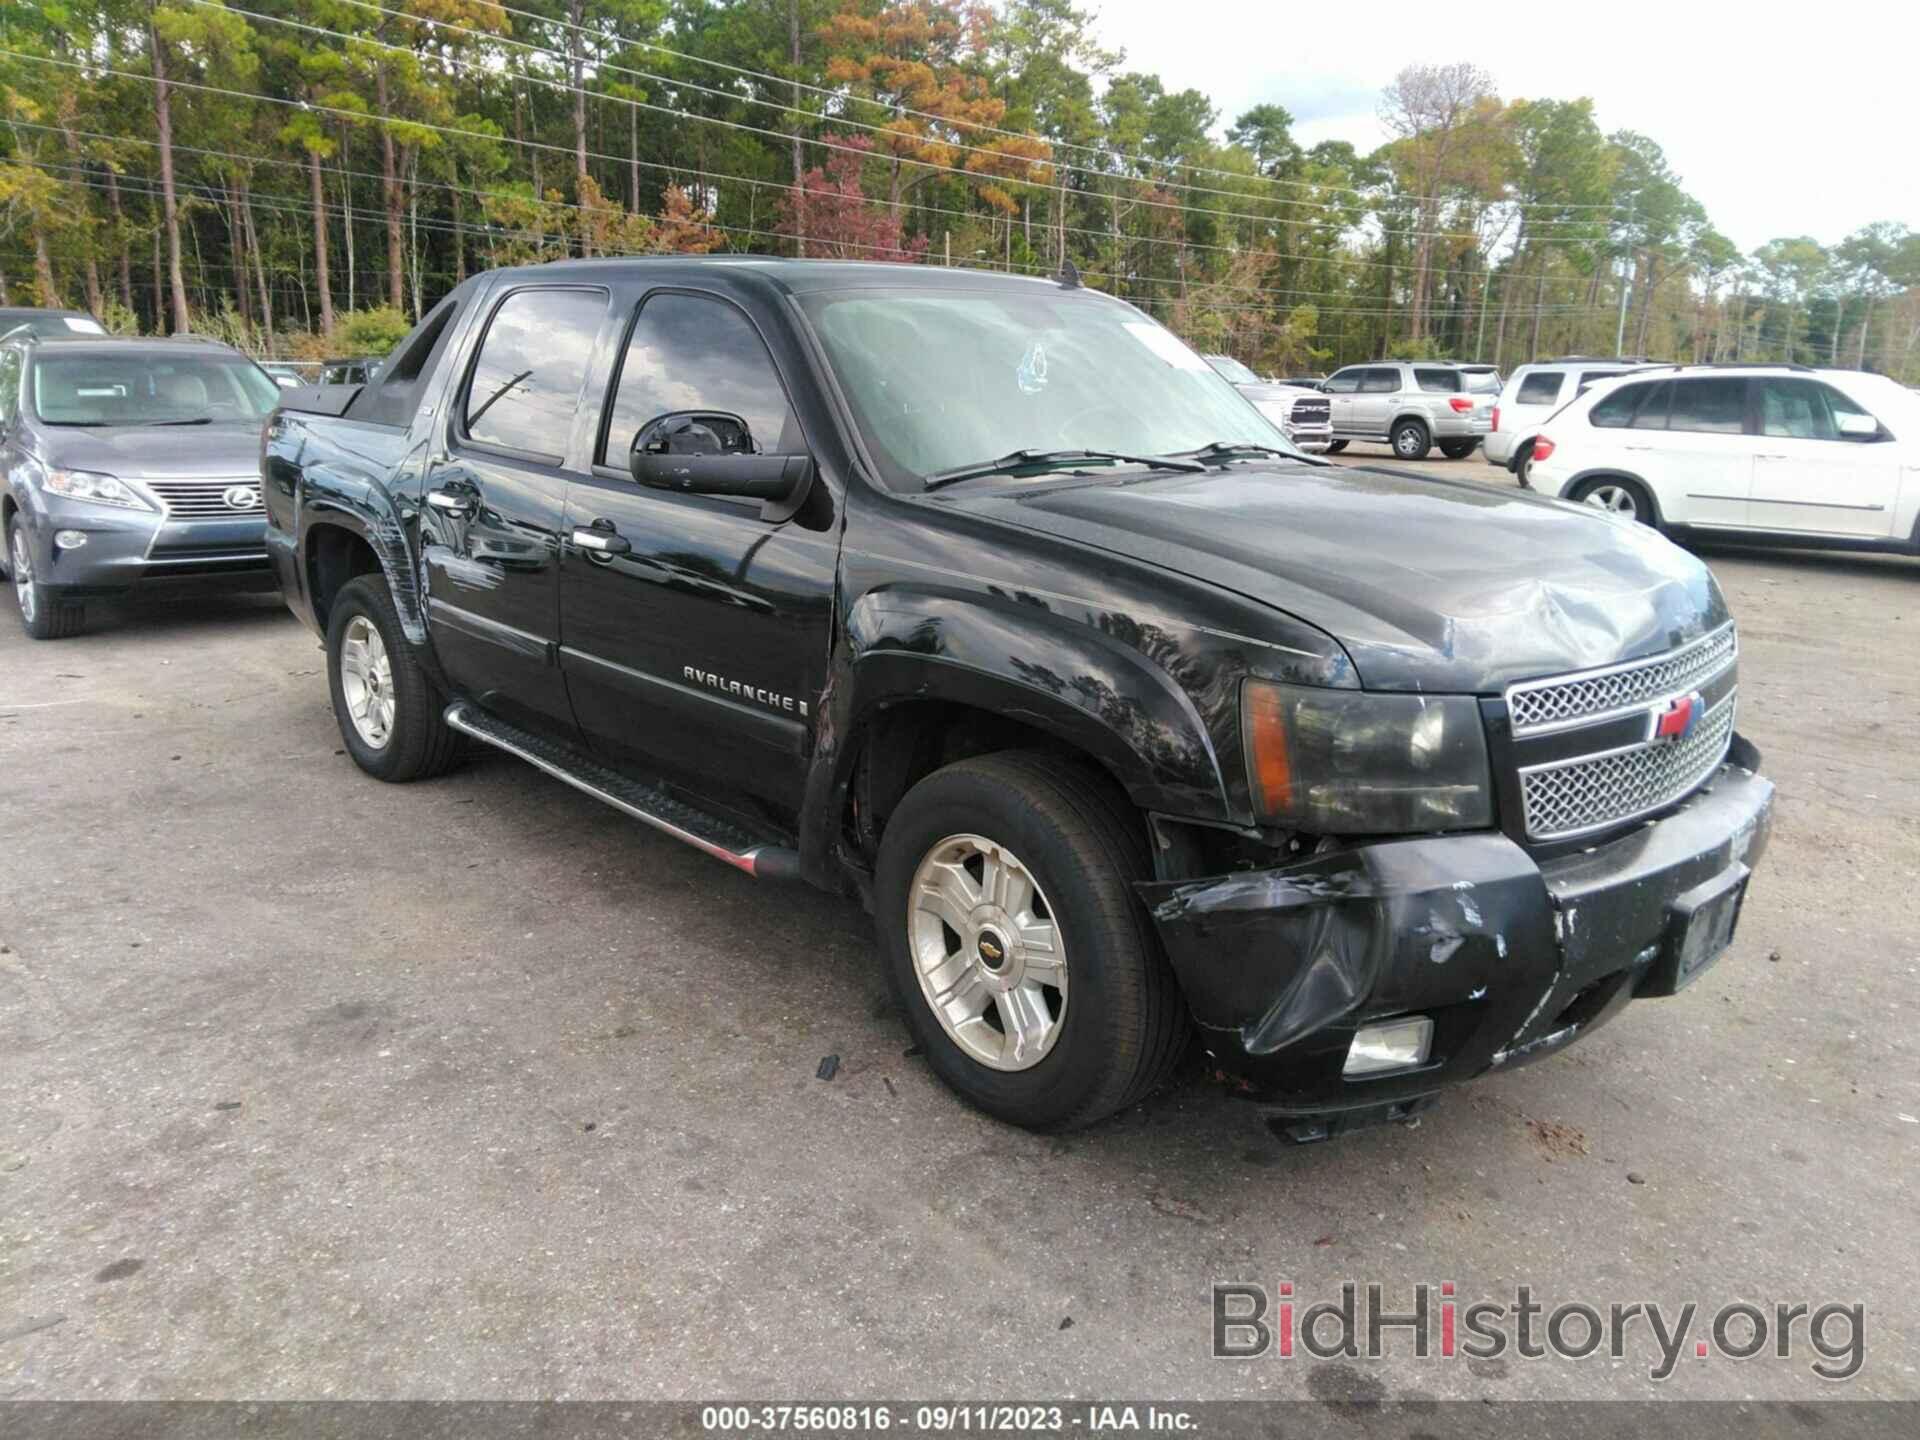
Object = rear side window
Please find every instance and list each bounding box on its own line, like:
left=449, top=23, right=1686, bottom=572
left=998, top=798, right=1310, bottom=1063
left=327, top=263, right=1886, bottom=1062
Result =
left=1591, top=380, right=1666, bottom=429
left=355, top=297, right=462, bottom=429
left=1515, top=372, right=1563, bottom=405
left=1667, top=377, right=1747, bottom=435
left=1322, top=368, right=1361, bottom=394
left=1360, top=368, right=1400, bottom=393
left=600, top=292, right=801, bottom=465
left=1414, top=368, right=1461, bottom=393
left=0, top=347, right=19, bottom=425
left=463, top=287, right=608, bottom=462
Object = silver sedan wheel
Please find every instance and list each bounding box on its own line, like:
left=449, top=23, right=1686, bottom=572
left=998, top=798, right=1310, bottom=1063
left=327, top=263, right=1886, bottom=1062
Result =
left=908, top=833, right=1067, bottom=1071
left=1583, top=483, right=1639, bottom=519
left=339, top=615, right=396, bottom=749
left=11, top=527, right=36, bottom=625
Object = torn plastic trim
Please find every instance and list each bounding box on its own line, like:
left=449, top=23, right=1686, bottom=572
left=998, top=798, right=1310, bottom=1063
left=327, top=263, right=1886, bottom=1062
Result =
left=1137, top=831, right=1560, bottom=1058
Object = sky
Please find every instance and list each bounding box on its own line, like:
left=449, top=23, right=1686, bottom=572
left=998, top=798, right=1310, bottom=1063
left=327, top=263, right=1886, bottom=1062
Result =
left=1086, top=0, right=1920, bottom=253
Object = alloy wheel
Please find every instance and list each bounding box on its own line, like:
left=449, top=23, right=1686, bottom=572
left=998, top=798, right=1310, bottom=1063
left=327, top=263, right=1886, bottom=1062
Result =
left=1583, top=484, right=1638, bottom=519
left=908, top=833, right=1068, bottom=1071
left=339, top=614, right=396, bottom=749
left=11, top=527, right=35, bottom=625
left=1395, top=427, right=1424, bottom=457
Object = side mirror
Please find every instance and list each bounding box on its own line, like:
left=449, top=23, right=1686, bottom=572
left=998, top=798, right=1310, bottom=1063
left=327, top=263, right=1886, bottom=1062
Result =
left=628, top=410, right=814, bottom=521
left=1837, top=412, right=1880, bottom=441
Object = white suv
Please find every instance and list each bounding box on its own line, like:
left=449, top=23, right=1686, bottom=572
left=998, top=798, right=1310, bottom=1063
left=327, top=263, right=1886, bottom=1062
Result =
left=1485, top=357, right=1653, bottom=472
left=1527, top=365, right=1920, bottom=554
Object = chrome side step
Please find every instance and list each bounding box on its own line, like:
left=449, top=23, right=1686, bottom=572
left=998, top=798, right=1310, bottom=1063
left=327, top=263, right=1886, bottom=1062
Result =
left=444, top=703, right=801, bottom=880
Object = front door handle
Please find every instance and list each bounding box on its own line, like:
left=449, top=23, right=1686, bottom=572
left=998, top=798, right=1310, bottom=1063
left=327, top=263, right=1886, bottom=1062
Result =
left=426, top=485, right=476, bottom=514
left=573, top=523, right=631, bottom=556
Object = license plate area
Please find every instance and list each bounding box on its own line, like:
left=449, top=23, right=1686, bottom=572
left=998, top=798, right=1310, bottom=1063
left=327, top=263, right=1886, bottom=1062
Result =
left=1644, top=862, right=1750, bottom=996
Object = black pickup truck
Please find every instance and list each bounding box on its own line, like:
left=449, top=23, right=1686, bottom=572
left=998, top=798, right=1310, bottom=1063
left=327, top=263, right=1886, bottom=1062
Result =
left=263, top=258, right=1772, bottom=1136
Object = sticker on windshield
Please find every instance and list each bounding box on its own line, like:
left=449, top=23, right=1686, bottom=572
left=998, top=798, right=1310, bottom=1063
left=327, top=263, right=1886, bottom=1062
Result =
left=1124, top=322, right=1208, bottom=371
left=65, top=317, right=106, bottom=333
left=1017, top=341, right=1048, bottom=394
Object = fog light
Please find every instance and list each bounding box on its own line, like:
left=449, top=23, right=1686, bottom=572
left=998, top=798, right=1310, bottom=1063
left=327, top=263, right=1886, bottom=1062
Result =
left=1344, top=1016, right=1433, bottom=1077
left=54, top=530, right=88, bottom=550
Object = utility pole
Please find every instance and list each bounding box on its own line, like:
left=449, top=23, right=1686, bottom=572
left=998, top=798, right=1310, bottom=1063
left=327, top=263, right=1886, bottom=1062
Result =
left=1614, top=249, right=1633, bottom=355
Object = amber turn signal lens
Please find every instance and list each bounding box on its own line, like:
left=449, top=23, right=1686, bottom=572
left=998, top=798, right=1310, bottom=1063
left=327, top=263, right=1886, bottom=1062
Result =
left=1243, top=681, right=1294, bottom=816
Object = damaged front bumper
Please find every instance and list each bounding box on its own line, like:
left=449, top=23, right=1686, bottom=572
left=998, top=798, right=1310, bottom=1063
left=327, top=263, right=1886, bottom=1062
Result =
left=1138, top=736, right=1773, bottom=1134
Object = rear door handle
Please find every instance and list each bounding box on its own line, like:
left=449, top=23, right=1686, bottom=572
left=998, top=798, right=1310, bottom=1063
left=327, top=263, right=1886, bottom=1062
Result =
left=573, top=523, right=631, bottom=556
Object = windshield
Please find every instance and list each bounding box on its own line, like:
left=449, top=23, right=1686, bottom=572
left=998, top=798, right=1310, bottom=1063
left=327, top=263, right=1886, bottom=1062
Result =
left=30, top=351, right=282, bottom=426
left=1206, top=355, right=1261, bottom=385
left=798, top=286, right=1293, bottom=489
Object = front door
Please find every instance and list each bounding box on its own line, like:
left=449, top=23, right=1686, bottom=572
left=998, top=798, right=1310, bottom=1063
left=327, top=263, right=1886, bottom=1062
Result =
left=558, top=288, right=838, bottom=826
left=1351, top=366, right=1402, bottom=438
left=1749, top=376, right=1902, bottom=538
left=1322, top=367, right=1362, bottom=435
left=419, top=283, right=612, bottom=738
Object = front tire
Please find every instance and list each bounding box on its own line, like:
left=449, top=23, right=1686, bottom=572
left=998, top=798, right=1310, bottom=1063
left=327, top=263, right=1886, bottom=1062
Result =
left=1438, top=439, right=1478, bottom=460
left=325, top=574, right=463, bottom=781
left=1323, top=439, right=1348, bottom=454
left=8, top=518, right=85, bottom=640
left=875, top=752, right=1186, bottom=1131
left=1570, top=475, right=1657, bottom=526
left=1391, top=418, right=1432, bottom=461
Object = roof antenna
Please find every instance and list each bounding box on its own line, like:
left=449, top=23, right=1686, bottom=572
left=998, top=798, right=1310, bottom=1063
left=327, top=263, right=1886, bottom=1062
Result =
left=1055, top=259, right=1080, bottom=289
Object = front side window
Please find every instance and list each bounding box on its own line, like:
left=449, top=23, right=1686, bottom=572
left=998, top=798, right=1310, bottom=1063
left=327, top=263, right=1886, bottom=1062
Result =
left=28, top=350, right=281, bottom=426
left=1360, top=368, right=1401, bottom=394
left=798, top=287, right=1287, bottom=490
left=463, top=287, right=607, bottom=462
left=1667, top=377, right=1747, bottom=435
left=1322, top=368, right=1362, bottom=394
left=1515, top=372, right=1563, bottom=406
left=601, top=293, right=800, bottom=465
left=1414, top=367, right=1461, bottom=393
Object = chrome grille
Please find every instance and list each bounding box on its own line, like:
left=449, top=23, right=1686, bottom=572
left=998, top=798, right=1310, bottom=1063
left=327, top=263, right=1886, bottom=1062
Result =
left=145, top=477, right=265, bottom=518
left=1506, top=624, right=1737, bottom=734
left=1519, top=693, right=1736, bottom=841
left=1290, top=396, right=1331, bottom=424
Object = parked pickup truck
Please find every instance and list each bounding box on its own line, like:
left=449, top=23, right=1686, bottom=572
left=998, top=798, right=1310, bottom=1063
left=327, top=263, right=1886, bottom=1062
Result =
left=264, top=258, right=1773, bottom=1137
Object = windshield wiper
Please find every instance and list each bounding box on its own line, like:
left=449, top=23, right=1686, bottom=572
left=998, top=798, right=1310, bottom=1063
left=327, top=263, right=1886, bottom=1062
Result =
left=152, top=416, right=215, bottom=426
left=1174, top=439, right=1322, bottom=465
left=924, top=447, right=1205, bottom=491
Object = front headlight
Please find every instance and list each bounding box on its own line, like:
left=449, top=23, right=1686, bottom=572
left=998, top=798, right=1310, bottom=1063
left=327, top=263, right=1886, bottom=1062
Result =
left=43, top=468, right=154, bottom=511
left=1242, top=679, right=1493, bottom=834
left=1254, top=400, right=1295, bottom=432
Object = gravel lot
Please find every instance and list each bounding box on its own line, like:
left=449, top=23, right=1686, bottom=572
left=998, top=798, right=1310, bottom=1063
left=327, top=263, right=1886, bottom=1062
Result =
left=2, top=454, right=1916, bottom=1403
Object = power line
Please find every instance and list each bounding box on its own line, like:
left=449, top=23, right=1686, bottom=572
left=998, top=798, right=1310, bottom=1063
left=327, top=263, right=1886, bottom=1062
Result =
left=188, top=5, right=1629, bottom=242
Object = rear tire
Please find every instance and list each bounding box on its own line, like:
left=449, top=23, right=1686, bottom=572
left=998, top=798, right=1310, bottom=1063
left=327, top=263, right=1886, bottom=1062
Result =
left=1391, top=418, right=1432, bottom=461
left=326, top=574, right=464, bottom=781
left=9, top=518, right=85, bottom=640
left=875, top=752, right=1186, bottom=1131
left=1438, top=439, right=1478, bottom=460
left=1570, top=475, right=1657, bottom=527
left=1323, top=439, right=1347, bottom=454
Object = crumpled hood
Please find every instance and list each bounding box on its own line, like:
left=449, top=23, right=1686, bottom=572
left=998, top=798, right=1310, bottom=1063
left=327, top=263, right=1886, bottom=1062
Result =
left=39, top=420, right=264, bottom=480
left=955, top=462, right=1728, bottom=693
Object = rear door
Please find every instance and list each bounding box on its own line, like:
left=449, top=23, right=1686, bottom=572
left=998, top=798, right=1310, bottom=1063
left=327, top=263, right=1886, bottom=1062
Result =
left=557, top=285, right=837, bottom=825
left=1749, top=377, right=1902, bottom=537
left=419, top=283, right=612, bottom=739
left=1624, top=376, right=1754, bottom=528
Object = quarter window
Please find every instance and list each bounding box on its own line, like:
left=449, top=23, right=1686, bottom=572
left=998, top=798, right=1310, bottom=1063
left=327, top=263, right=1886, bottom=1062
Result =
left=463, top=287, right=607, bottom=462
left=0, top=348, right=19, bottom=426
left=600, top=293, right=800, bottom=465
left=1515, top=372, right=1563, bottom=405
left=1666, top=377, right=1747, bottom=435
left=1414, top=368, right=1462, bottom=393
